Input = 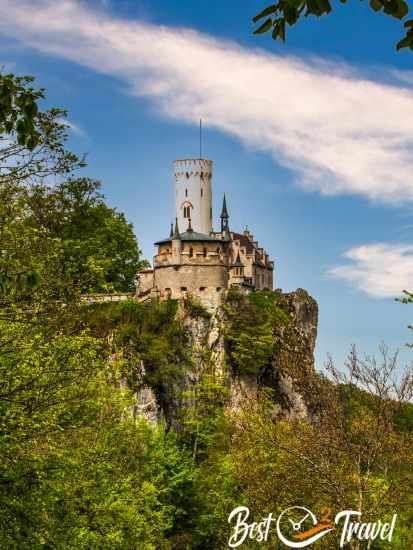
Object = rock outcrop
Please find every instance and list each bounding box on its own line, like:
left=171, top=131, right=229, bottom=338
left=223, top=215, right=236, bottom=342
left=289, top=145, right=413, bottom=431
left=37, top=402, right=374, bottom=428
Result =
left=134, top=288, right=318, bottom=426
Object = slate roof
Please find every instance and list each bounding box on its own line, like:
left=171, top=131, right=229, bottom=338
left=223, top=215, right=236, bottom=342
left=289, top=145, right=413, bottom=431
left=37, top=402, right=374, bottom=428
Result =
left=154, top=230, right=226, bottom=245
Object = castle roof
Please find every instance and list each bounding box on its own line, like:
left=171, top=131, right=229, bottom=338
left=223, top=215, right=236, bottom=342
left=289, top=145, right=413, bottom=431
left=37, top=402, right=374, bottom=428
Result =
left=220, top=194, right=229, bottom=219
left=232, top=251, right=243, bottom=267
left=231, top=232, right=255, bottom=254
left=155, top=230, right=225, bottom=245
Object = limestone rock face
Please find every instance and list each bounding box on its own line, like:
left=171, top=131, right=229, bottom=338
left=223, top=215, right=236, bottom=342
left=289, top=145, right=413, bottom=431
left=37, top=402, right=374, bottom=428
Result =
left=262, top=288, right=319, bottom=418
left=134, top=288, right=318, bottom=426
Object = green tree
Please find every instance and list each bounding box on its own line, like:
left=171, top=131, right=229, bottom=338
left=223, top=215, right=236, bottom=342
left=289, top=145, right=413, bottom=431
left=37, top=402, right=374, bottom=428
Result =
left=27, top=177, right=146, bottom=293
left=223, top=290, right=288, bottom=376
left=0, top=313, right=196, bottom=549
left=0, top=74, right=175, bottom=549
left=0, top=74, right=146, bottom=308
left=230, top=345, right=413, bottom=549
left=0, top=73, right=45, bottom=150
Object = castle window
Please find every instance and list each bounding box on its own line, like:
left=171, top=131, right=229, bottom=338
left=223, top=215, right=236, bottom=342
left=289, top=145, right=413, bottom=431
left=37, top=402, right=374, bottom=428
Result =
left=189, top=247, right=194, bottom=258
left=199, top=287, right=206, bottom=291
left=216, top=287, right=221, bottom=292
left=201, top=188, right=203, bottom=197
left=216, top=247, right=220, bottom=253
left=184, top=206, right=190, bottom=218
left=181, top=286, right=187, bottom=291
left=203, top=247, right=207, bottom=257
left=210, top=207, right=212, bottom=220
left=185, top=188, right=188, bottom=197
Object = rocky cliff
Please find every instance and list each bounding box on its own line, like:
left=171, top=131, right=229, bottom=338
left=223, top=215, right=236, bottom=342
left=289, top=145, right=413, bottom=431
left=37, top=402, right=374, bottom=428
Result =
left=132, top=288, right=318, bottom=427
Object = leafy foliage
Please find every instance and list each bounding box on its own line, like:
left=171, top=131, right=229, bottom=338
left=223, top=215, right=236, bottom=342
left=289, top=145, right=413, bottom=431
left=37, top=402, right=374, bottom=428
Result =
left=0, top=74, right=43, bottom=150
left=2, top=71, right=413, bottom=548
left=252, top=1, right=413, bottom=53
left=0, top=305, right=197, bottom=549
left=184, top=296, right=212, bottom=320
left=223, top=289, right=289, bottom=376
left=229, top=351, right=413, bottom=549
left=28, top=178, right=145, bottom=293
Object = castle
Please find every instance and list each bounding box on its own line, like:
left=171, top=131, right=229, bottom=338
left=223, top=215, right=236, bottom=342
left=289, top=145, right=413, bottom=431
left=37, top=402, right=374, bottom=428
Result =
left=136, top=158, right=274, bottom=306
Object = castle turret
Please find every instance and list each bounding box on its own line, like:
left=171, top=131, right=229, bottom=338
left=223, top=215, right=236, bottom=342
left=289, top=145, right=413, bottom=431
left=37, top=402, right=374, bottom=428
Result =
left=174, top=159, right=213, bottom=235
left=220, top=193, right=229, bottom=233
left=171, top=217, right=181, bottom=265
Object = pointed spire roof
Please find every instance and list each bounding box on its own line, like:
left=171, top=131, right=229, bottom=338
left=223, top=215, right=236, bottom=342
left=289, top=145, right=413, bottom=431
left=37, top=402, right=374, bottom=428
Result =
left=173, top=217, right=180, bottom=239
left=170, top=222, right=174, bottom=238
left=187, top=217, right=193, bottom=232
left=220, top=193, right=229, bottom=219
left=233, top=251, right=243, bottom=268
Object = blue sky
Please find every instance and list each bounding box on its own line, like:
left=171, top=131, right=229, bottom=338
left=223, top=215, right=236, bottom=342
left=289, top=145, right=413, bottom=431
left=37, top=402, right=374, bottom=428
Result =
left=2, top=0, right=413, bottom=370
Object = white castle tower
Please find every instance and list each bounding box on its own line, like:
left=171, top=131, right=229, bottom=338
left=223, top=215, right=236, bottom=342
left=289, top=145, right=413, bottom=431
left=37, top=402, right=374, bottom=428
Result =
left=174, top=159, right=213, bottom=234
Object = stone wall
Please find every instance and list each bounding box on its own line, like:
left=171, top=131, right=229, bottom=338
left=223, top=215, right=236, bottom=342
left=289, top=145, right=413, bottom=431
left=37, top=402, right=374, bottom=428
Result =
left=137, top=270, right=154, bottom=296
left=154, top=263, right=228, bottom=304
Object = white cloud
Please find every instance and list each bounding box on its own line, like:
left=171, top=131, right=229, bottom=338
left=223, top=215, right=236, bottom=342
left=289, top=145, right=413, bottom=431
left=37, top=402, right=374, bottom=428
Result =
left=329, top=243, right=413, bottom=298
left=1, top=0, right=413, bottom=204
left=390, top=69, right=413, bottom=88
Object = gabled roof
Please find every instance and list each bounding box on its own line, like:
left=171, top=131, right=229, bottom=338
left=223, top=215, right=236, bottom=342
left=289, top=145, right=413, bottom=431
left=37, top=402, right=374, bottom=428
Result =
left=232, top=251, right=243, bottom=268
left=231, top=232, right=255, bottom=254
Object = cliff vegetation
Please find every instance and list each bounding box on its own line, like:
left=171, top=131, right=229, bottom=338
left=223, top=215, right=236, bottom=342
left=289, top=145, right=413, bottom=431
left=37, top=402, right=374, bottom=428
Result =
left=1, top=73, right=413, bottom=550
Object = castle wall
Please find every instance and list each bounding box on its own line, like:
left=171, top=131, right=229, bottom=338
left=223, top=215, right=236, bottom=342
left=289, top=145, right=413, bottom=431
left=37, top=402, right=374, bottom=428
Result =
left=229, top=237, right=274, bottom=290
left=155, top=240, right=228, bottom=268
left=253, top=265, right=273, bottom=290
left=137, top=270, right=154, bottom=296
left=154, top=264, right=227, bottom=305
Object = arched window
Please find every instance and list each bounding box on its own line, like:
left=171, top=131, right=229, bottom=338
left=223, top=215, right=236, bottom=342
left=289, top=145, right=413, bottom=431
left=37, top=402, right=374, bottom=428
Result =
left=203, top=247, right=207, bottom=257
left=182, top=201, right=193, bottom=219
left=189, top=247, right=194, bottom=258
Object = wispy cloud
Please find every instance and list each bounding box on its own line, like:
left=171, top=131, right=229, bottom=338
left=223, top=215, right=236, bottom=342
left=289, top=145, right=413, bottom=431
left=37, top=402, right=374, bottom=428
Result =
left=391, top=69, right=413, bottom=88
left=56, top=117, right=85, bottom=137
left=329, top=243, right=413, bottom=298
left=1, top=0, right=413, bottom=204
